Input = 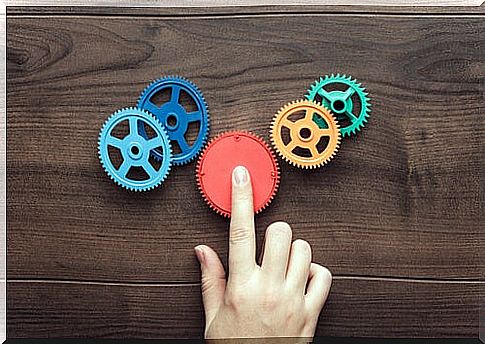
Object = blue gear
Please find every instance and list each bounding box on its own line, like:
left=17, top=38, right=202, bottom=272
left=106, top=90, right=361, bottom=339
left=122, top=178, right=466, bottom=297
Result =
left=137, top=76, right=210, bottom=165
left=98, top=107, right=172, bottom=191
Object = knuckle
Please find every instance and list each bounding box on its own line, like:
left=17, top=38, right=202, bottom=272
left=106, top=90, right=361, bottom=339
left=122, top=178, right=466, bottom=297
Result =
left=302, top=316, right=319, bottom=335
left=285, top=307, right=300, bottom=323
left=200, top=276, right=217, bottom=295
left=260, top=285, right=285, bottom=313
left=224, top=289, right=247, bottom=310
left=284, top=298, right=304, bottom=323
left=261, top=289, right=279, bottom=312
left=230, top=225, right=252, bottom=245
left=235, top=191, right=252, bottom=203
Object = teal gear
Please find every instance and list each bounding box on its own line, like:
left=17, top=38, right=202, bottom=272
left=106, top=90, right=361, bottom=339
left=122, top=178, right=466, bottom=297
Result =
left=306, top=74, right=371, bottom=137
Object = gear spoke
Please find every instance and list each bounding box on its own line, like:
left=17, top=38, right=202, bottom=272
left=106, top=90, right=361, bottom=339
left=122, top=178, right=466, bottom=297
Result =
left=282, top=118, right=296, bottom=130
left=305, top=109, right=314, bottom=121
left=318, top=128, right=332, bottom=136
left=147, top=137, right=161, bottom=150
left=344, top=110, right=358, bottom=123
left=177, top=136, right=191, bottom=152
left=306, top=74, right=371, bottom=137
left=171, top=85, right=181, bottom=103
left=137, top=76, right=210, bottom=165
left=144, top=162, right=158, bottom=179
left=106, top=135, right=123, bottom=149
left=343, top=87, right=355, bottom=99
left=286, top=140, right=297, bottom=152
left=309, top=145, right=319, bottom=158
left=117, top=160, right=130, bottom=177
left=98, top=108, right=172, bottom=191
left=271, top=100, right=340, bottom=168
left=129, top=117, right=139, bottom=136
left=145, top=100, right=161, bottom=116
left=317, top=88, right=333, bottom=102
left=187, top=110, right=202, bottom=123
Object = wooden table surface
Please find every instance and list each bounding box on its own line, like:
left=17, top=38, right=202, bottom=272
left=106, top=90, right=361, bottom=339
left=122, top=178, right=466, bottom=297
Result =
left=6, top=4, right=483, bottom=339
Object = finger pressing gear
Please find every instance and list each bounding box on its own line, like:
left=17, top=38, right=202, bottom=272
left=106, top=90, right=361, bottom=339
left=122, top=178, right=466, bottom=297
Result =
left=196, top=131, right=280, bottom=217
left=270, top=100, right=341, bottom=169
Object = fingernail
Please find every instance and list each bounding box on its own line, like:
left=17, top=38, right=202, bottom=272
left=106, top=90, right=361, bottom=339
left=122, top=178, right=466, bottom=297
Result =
left=233, top=166, right=248, bottom=186
left=194, top=246, right=205, bottom=264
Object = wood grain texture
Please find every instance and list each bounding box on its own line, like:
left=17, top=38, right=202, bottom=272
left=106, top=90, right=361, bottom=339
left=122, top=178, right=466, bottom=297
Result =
left=7, top=278, right=480, bottom=338
left=7, top=14, right=482, bottom=282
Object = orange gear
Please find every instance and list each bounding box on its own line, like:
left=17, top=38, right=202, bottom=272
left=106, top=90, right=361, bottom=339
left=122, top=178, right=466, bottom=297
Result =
left=270, top=100, right=341, bottom=169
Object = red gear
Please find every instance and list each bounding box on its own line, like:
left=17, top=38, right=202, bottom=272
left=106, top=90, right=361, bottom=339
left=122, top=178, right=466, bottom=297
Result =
left=196, top=131, right=280, bottom=217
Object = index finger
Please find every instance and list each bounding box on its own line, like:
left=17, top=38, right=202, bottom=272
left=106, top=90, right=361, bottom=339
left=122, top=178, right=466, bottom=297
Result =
left=228, top=166, right=256, bottom=283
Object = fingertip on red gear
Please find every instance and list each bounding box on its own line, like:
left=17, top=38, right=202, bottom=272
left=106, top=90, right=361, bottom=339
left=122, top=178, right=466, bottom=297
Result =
left=196, top=131, right=280, bottom=217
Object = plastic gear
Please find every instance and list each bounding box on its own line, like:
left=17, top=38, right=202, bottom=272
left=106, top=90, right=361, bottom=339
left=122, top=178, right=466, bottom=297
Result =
left=98, top=107, right=172, bottom=191
left=196, top=131, right=280, bottom=217
left=137, top=76, right=209, bottom=165
left=306, top=74, right=371, bottom=136
left=270, top=100, right=341, bottom=169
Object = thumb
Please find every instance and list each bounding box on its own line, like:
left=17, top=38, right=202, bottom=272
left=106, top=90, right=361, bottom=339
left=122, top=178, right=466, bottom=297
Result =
left=195, top=245, right=226, bottom=323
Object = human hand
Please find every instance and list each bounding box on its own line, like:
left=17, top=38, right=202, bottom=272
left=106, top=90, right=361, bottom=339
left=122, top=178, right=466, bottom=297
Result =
left=194, top=165, right=332, bottom=339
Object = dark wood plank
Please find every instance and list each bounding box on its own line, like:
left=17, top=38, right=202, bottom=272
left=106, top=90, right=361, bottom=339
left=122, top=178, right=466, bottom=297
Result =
left=6, top=14, right=482, bottom=282
left=7, top=281, right=204, bottom=338
left=7, top=278, right=480, bottom=338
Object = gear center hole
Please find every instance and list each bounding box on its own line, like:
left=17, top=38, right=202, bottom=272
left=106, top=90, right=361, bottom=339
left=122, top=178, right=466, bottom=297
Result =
left=299, top=128, right=312, bottom=139
left=128, top=142, right=143, bottom=160
left=332, top=100, right=346, bottom=113
left=167, top=114, right=178, bottom=128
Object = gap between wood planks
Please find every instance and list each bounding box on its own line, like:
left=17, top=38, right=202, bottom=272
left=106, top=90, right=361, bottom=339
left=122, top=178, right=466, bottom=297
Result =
left=6, top=12, right=484, bottom=18
left=7, top=275, right=484, bottom=287
left=6, top=5, right=484, bottom=17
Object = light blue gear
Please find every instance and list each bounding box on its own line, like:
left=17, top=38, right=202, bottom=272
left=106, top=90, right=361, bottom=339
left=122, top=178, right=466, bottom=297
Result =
left=137, top=76, right=209, bottom=165
left=98, top=107, right=172, bottom=191
left=306, top=74, right=371, bottom=137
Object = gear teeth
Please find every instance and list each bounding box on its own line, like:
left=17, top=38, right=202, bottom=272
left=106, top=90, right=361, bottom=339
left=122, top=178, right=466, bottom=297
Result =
left=98, top=107, right=172, bottom=191
left=197, top=131, right=279, bottom=217
left=271, top=100, right=340, bottom=169
left=257, top=137, right=280, bottom=215
left=305, top=74, right=371, bottom=137
left=196, top=152, right=229, bottom=217
left=137, top=76, right=210, bottom=165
